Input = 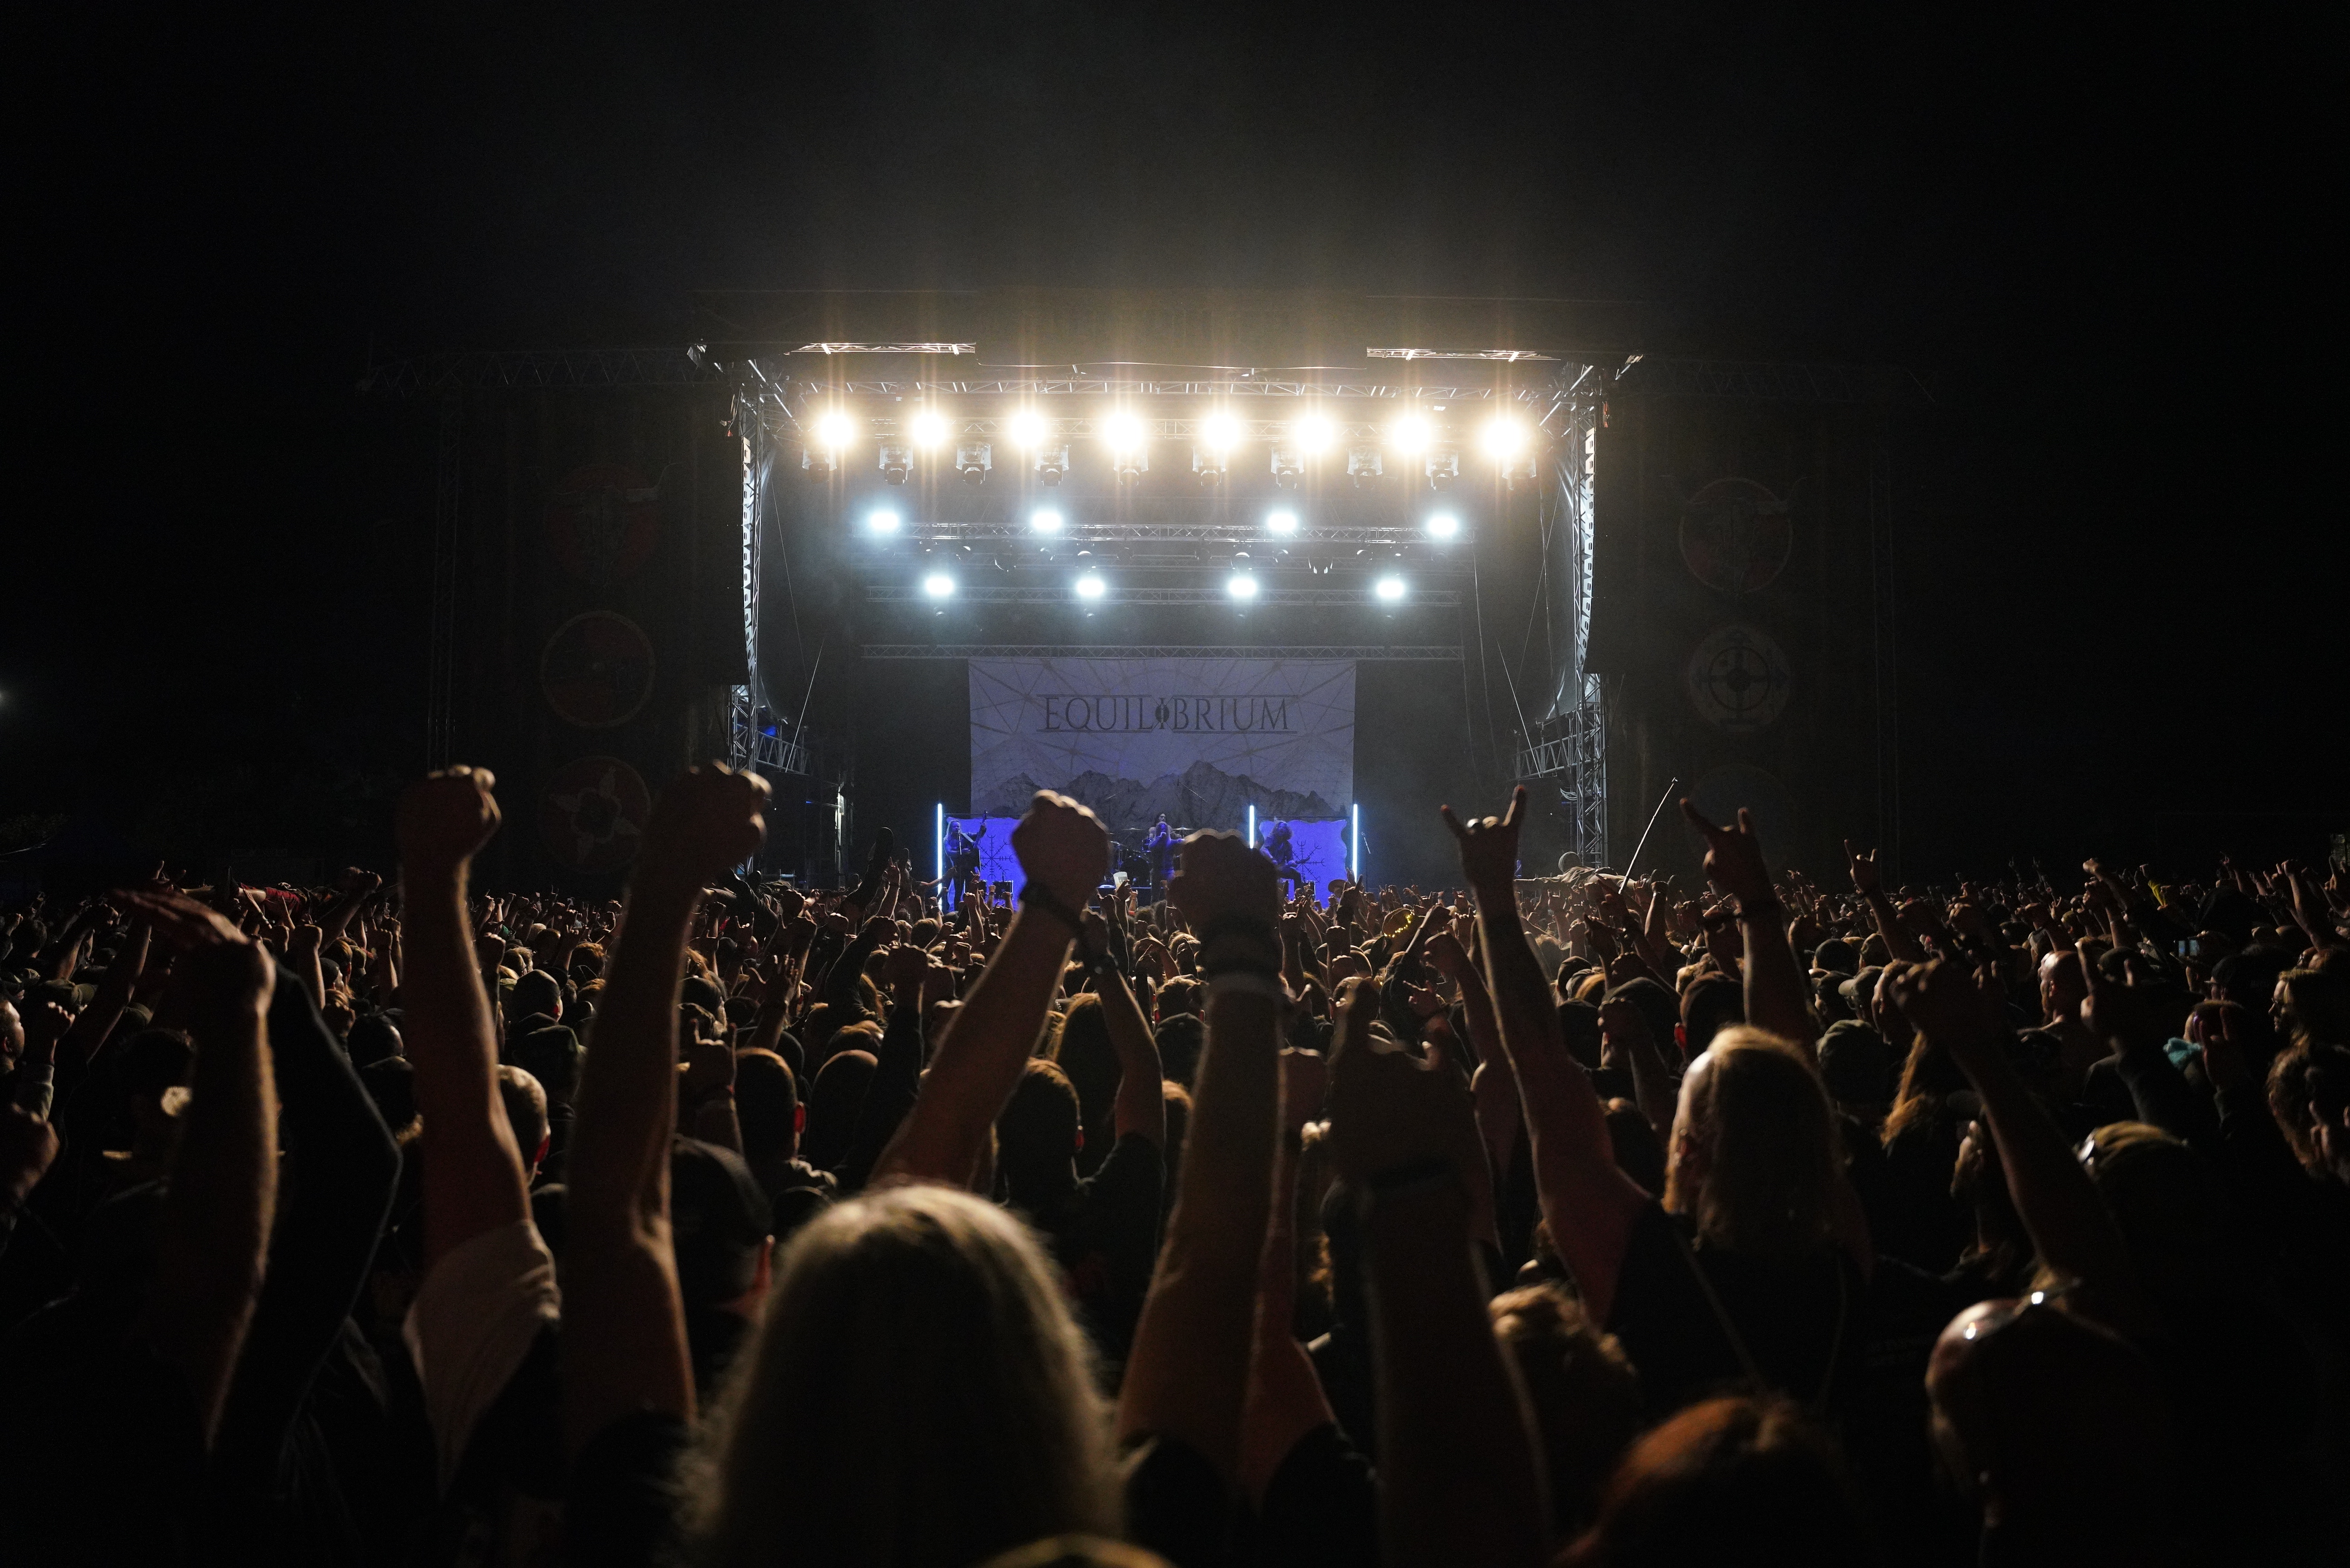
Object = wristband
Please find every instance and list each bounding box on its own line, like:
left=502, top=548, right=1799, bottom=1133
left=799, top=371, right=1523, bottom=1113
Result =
left=1021, top=885, right=1114, bottom=977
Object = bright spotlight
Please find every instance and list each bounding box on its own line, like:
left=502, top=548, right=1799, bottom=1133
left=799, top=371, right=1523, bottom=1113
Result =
left=1103, top=411, right=1147, bottom=453
left=1374, top=574, right=1407, bottom=602
left=1389, top=413, right=1431, bottom=456
left=1479, top=416, right=1529, bottom=461
left=1200, top=411, right=1242, bottom=452
left=1266, top=508, right=1299, bottom=534
left=868, top=508, right=902, bottom=534
left=1074, top=573, right=1106, bottom=600
left=1007, top=408, right=1048, bottom=449
left=813, top=409, right=857, bottom=449
left=1425, top=511, right=1461, bottom=539
left=1295, top=412, right=1336, bottom=454
left=1030, top=508, right=1064, bottom=533
left=921, top=572, right=956, bottom=600
left=1227, top=573, right=1259, bottom=601
left=909, top=408, right=951, bottom=448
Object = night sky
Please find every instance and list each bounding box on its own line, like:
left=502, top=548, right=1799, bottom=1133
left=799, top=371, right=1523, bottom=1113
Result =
left=9, top=3, right=2339, bottom=880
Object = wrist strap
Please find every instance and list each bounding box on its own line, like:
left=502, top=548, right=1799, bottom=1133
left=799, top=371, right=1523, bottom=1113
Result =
left=1022, top=885, right=1112, bottom=976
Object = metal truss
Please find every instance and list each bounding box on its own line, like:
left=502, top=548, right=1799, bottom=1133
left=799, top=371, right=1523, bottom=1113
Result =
left=862, top=643, right=1463, bottom=660
left=728, top=686, right=811, bottom=776
left=763, top=373, right=1555, bottom=403
left=868, top=522, right=1464, bottom=546
left=1515, top=678, right=1607, bottom=868
left=359, top=347, right=726, bottom=396
left=866, top=585, right=1459, bottom=607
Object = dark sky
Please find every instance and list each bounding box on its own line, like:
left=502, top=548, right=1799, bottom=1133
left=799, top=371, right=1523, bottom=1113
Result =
left=9, top=2, right=2340, bottom=876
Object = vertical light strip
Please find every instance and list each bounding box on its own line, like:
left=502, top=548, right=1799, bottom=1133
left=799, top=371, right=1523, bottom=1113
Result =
left=1351, top=803, right=1361, bottom=879
left=1247, top=803, right=1256, bottom=848
left=935, top=803, right=945, bottom=899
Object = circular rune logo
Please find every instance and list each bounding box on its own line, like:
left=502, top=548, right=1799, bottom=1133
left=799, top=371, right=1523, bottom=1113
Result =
left=540, top=611, right=657, bottom=729
left=538, top=755, right=651, bottom=873
left=1686, top=622, right=1792, bottom=734
left=545, top=463, right=663, bottom=585
left=1678, top=476, right=1793, bottom=595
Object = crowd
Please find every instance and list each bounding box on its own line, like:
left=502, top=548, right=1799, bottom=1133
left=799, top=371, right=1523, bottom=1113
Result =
left=0, top=762, right=2345, bottom=1568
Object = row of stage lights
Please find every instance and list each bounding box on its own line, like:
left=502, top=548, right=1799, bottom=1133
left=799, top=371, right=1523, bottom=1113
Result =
left=864, top=504, right=1464, bottom=539
left=909, top=568, right=1415, bottom=605
left=804, top=406, right=1536, bottom=488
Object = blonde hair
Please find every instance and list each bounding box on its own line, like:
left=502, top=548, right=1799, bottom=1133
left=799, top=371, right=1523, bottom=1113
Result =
left=686, top=1184, right=1119, bottom=1568
left=1666, top=1028, right=1842, bottom=1258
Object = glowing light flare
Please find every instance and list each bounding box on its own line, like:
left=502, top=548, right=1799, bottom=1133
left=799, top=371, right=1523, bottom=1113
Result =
left=1374, top=575, right=1407, bottom=602
left=921, top=572, right=956, bottom=599
left=1294, top=412, right=1336, bottom=455
left=1074, top=573, right=1106, bottom=600
left=909, top=408, right=951, bottom=448
left=813, top=409, right=858, bottom=449
left=1006, top=408, right=1048, bottom=449
left=1029, top=508, right=1064, bottom=533
left=1479, top=416, right=1530, bottom=461
left=1227, top=573, right=1260, bottom=601
left=868, top=509, right=902, bottom=534
left=1266, top=508, right=1299, bottom=535
left=1388, top=413, right=1432, bottom=456
left=1103, top=411, right=1148, bottom=454
left=1425, top=512, right=1461, bottom=540
left=1200, top=411, right=1242, bottom=452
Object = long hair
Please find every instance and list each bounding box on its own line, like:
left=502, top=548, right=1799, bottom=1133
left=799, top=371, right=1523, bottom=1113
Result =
left=1665, top=1029, right=1843, bottom=1258
left=1881, top=1030, right=1970, bottom=1146
left=685, top=1185, right=1119, bottom=1568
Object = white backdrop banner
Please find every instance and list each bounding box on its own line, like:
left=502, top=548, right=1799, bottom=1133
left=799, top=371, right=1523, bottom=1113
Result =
left=970, top=657, right=1354, bottom=829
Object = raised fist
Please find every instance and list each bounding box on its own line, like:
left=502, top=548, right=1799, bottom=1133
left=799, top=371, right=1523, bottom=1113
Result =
left=639, top=764, right=770, bottom=890
left=1168, top=830, right=1281, bottom=935
left=397, top=767, right=502, bottom=874
left=1010, top=791, right=1111, bottom=912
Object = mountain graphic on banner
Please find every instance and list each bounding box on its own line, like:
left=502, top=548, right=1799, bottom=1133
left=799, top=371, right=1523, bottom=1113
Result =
left=974, top=759, right=1341, bottom=830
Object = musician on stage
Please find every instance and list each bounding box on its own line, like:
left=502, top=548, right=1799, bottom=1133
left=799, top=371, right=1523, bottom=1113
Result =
left=945, top=818, right=985, bottom=905
left=1263, top=816, right=1299, bottom=892
left=1144, top=812, right=1177, bottom=891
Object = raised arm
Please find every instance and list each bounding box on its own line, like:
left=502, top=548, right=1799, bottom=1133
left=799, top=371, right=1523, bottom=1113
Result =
left=395, top=767, right=532, bottom=1270
left=129, top=895, right=280, bottom=1450
left=1890, top=957, right=2147, bottom=1336
left=1445, top=788, right=1649, bottom=1323
left=56, top=916, right=150, bottom=1067
left=1685, top=802, right=1817, bottom=1046
left=1118, top=831, right=1283, bottom=1483
left=565, top=763, right=769, bottom=1452
left=1087, top=909, right=1168, bottom=1149
left=1327, top=987, right=1548, bottom=1568
left=873, top=793, right=1104, bottom=1188
left=1846, top=839, right=1924, bottom=965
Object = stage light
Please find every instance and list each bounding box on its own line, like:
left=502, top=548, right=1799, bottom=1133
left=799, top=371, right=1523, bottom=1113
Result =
left=878, top=442, right=911, bottom=485
left=1074, top=572, right=1106, bottom=600
left=1374, top=574, right=1407, bottom=602
left=956, top=440, right=992, bottom=486
left=813, top=409, right=857, bottom=449
left=1425, top=446, right=1461, bottom=491
left=909, top=408, right=951, bottom=448
left=1192, top=444, right=1227, bottom=486
left=1227, top=572, right=1259, bottom=601
left=1295, top=412, right=1336, bottom=454
left=1266, top=508, right=1299, bottom=535
left=1425, top=511, right=1460, bottom=539
left=1347, top=445, right=1383, bottom=488
left=1200, top=411, right=1241, bottom=452
left=922, top=571, right=956, bottom=599
left=868, top=508, right=902, bottom=535
left=1478, top=416, right=1529, bottom=461
left=1103, top=411, right=1147, bottom=454
left=1007, top=408, right=1048, bottom=449
left=1030, top=507, right=1064, bottom=533
left=1388, top=413, right=1431, bottom=456
left=1035, top=442, right=1069, bottom=486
